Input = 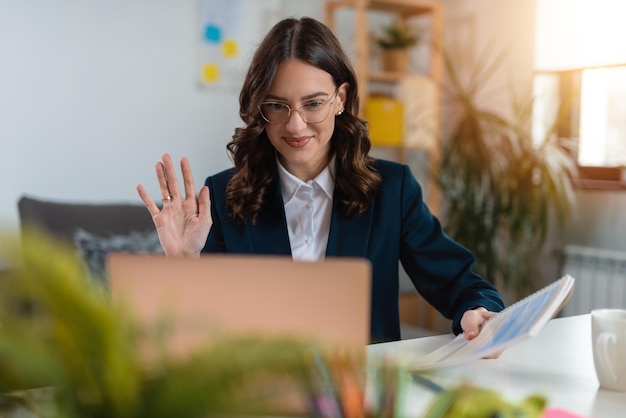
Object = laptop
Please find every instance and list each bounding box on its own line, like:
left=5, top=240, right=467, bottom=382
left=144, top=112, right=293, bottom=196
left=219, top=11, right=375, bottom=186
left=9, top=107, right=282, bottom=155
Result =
left=107, top=253, right=372, bottom=359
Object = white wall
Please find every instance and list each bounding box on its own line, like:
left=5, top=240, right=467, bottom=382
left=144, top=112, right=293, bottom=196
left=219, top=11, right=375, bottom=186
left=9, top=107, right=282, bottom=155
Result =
left=441, top=0, right=536, bottom=119
left=0, top=0, right=323, bottom=233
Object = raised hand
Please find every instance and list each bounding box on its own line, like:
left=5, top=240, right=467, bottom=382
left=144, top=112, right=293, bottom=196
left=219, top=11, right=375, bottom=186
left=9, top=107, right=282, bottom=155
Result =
left=137, top=153, right=212, bottom=257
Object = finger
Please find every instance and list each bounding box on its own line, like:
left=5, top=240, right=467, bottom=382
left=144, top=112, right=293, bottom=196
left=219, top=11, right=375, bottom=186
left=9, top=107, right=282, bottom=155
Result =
left=155, top=161, right=171, bottom=200
left=480, top=312, right=497, bottom=328
left=464, top=331, right=477, bottom=340
left=161, top=153, right=181, bottom=200
left=461, top=309, right=484, bottom=339
left=136, top=184, right=160, bottom=216
left=461, top=317, right=475, bottom=339
left=180, top=157, right=196, bottom=201
left=485, top=350, right=503, bottom=359
left=197, top=185, right=212, bottom=226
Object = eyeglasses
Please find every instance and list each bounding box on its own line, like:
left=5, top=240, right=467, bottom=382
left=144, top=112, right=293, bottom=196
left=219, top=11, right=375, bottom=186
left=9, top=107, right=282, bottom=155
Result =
left=259, top=89, right=338, bottom=124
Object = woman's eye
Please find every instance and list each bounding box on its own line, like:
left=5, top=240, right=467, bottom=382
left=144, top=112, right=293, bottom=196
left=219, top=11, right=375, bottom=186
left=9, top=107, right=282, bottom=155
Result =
left=267, top=103, right=286, bottom=111
left=303, top=100, right=325, bottom=110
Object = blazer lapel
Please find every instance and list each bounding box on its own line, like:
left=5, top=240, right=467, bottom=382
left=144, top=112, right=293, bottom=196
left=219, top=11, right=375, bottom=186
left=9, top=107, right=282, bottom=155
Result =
left=245, top=180, right=292, bottom=255
left=326, top=191, right=374, bottom=258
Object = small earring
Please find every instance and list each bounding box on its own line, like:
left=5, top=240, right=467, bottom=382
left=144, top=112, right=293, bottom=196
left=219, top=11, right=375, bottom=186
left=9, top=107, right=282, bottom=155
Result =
left=336, top=107, right=345, bottom=116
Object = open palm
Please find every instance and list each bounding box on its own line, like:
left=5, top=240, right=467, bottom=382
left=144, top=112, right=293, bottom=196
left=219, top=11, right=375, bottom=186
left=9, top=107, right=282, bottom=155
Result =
left=137, top=154, right=212, bottom=257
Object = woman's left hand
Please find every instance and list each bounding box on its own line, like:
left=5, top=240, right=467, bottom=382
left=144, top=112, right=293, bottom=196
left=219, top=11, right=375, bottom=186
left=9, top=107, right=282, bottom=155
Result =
left=461, top=307, right=501, bottom=358
left=461, top=307, right=496, bottom=340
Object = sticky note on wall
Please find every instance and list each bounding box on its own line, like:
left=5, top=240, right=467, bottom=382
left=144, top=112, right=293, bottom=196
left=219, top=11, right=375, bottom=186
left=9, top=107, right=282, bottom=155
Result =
left=222, top=39, right=238, bottom=57
left=202, top=63, right=220, bottom=82
left=365, top=96, right=404, bottom=147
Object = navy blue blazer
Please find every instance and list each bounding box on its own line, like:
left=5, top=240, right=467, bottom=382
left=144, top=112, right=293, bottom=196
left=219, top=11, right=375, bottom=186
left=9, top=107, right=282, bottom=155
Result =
left=203, top=159, right=504, bottom=343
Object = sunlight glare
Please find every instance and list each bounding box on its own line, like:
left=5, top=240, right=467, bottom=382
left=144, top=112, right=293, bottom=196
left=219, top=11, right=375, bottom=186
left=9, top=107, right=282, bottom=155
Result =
left=535, top=0, right=626, bottom=71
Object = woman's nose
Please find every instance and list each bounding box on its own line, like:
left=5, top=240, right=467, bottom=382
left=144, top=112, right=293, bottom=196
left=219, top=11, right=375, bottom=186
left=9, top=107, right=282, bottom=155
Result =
left=285, top=108, right=308, bottom=131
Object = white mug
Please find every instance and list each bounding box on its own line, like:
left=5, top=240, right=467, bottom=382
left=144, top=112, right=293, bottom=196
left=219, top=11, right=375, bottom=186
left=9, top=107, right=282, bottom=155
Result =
left=591, top=308, right=626, bottom=391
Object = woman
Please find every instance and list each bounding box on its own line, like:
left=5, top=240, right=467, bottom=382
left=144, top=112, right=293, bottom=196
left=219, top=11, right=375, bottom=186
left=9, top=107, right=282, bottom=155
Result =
left=137, top=16, right=505, bottom=343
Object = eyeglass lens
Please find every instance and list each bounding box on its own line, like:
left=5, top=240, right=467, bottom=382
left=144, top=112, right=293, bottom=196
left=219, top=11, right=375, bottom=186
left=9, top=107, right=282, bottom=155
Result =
left=260, top=91, right=337, bottom=124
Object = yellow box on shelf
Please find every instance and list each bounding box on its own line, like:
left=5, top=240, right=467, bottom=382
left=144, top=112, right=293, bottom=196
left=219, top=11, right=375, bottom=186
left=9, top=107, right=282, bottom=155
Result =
left=365, top=96, right=403, bottom=147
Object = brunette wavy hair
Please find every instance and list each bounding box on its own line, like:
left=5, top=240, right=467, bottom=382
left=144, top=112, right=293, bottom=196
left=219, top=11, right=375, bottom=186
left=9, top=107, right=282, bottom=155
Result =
left=226, top=17, right=381, bottom=222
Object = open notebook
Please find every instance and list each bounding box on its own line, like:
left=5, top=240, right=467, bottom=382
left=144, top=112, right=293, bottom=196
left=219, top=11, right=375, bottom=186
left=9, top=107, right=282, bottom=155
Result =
left=107, top=253, right=372, bottom=358
left=409, top=274, right=575, bottom=371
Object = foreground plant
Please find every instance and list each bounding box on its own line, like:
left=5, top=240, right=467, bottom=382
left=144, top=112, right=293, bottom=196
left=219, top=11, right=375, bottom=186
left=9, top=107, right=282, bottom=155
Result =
left=422, top=383, right=546, bottom=418
left=0, top=229, right=362, bottom=417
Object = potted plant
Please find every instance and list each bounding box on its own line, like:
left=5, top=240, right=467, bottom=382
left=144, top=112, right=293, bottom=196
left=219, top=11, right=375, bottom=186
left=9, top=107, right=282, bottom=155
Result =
left=435, top=47, right=578, bottom=298
left=374, top=19, right=421, bottom=73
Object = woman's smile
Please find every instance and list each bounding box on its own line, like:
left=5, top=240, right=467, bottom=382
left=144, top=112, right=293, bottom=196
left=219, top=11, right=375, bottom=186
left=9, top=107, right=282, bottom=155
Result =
left=282, top=136, right=312, bottom=148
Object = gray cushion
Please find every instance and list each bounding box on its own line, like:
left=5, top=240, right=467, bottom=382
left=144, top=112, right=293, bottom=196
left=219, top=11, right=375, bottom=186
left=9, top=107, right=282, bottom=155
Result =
left=73, top=228, right=162, bottom=283
left=18, top=195, right=155, bottom=242
left=17, top=195, right=160, bottom=284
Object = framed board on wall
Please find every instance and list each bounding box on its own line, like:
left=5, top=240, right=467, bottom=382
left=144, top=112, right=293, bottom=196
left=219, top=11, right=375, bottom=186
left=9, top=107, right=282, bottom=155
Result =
left=197, top=0, right=245, bottom=91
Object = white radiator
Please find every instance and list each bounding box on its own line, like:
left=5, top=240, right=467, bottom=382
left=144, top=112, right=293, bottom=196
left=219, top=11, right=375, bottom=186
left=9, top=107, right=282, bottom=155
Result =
left=560, top=245, right=626, bottom=316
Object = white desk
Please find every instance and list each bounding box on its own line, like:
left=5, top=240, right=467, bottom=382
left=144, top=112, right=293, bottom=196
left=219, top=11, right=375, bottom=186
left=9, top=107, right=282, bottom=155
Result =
left=367, top=314, right=625, bottom=418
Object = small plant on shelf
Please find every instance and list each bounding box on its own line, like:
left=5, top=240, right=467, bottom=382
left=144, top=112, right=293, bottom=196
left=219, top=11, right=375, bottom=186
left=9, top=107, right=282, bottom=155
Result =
left=375, top=19, right=421, bottom=49
left=373, top=19, right=422, bottom=73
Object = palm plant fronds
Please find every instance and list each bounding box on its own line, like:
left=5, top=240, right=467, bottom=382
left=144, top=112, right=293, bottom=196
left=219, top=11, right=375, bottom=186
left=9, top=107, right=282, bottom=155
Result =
left=436, top=46, right=577, bottom=296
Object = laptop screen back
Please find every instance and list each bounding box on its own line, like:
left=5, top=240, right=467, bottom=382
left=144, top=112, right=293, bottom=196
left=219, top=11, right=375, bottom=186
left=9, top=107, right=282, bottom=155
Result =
left=107, top=253, right=371, bottom=358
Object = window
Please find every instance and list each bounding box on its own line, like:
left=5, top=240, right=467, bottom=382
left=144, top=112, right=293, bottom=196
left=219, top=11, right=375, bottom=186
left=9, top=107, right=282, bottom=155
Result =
left=579, top=67, right=626, bottom=167
left=533, top=66, right=626, bottom=189
left=533, top=0, right=626, bottom=188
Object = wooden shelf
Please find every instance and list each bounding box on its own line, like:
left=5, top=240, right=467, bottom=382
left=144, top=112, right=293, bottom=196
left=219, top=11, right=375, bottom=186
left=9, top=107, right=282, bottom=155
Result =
left=325, top=0, right=443, bottom=216
left=327, top=0, right=440, bottom=16
left=368, top=70, right=405, bottom=82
